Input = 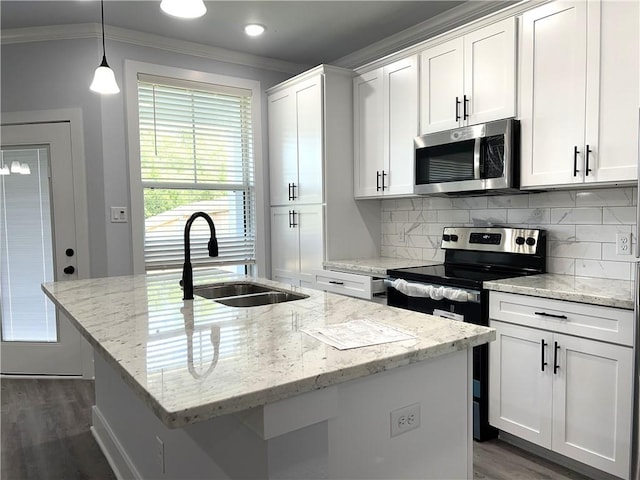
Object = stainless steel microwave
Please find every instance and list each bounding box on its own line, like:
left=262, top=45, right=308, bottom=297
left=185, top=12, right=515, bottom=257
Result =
left=414, top=118, right=520, bottom=195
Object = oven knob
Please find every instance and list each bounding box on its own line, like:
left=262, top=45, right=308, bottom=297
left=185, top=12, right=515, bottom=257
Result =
left=526, top=237, right=536, bottom=246
left=515, top=236, right=525, bottom=245
left=443, top=234, right=451, bottom=242
left=450, top=234, right=459, bottom=242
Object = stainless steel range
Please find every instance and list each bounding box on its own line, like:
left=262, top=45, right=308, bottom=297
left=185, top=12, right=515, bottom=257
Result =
left=386, top=226, right=547, bottom=441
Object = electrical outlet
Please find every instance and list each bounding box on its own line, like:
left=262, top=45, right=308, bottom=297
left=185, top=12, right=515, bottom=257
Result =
left=390, top=403, right=420, bottom=437
left=616, top=233, right=631, bottom=255
left=155, top=436, right=165, bottom=474
left=110, top=206, right=128, bottom=223
left=398, top=227, right=405, bottom=243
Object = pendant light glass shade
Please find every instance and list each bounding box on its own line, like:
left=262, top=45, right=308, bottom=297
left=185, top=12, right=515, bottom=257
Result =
left=0, top=165, right=10, bottom=175
left=91, top=0, right=120, bottom=94
left=10, top=161, right=21, bottom=174
left=90, top=56, right=120, bottom=94
left=161, top=0, right=207, bottom=18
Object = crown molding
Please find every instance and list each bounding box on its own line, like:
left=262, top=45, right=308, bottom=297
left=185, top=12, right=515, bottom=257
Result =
left=1, top=23, right=309, bottom=75
left=332, top=1, right=523, bottom=70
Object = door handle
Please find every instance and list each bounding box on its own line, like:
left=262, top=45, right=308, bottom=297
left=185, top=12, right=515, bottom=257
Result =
left=381, top=170, right=387, bottom=191
left=541, top=339, right=548, bottom=372
left=455, top=96, right=461, bottom=122
left=65, top=248, right=75, bottom=257
left=463, top=94, right=469, bottom=120
left=376, top=171, right=381, bottom=191
left=288, top=183, right=293, bottom=201
left=553, top=341, right=560, bottom=374
left=329, top=281, right=344, bottom=285
left=290, top=183, right=297, bottom=200
left=288, top=210, right=293, bottom=228
left=290, top=210, right=298, bottom=227
left=63, top=265, right=75, bottom=275
left=585, top=145, right=592, bottom=176
left=534, top=311, right=567, bottom=320
left=573, top=146, right=579, bottom=176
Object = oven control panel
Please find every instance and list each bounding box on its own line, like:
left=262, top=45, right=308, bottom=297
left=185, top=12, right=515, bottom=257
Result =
left=441, top=227, right=543, bottom=255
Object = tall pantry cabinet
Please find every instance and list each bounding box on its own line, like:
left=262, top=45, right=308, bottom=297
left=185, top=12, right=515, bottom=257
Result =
left=267, top=65, right=379, bottom=287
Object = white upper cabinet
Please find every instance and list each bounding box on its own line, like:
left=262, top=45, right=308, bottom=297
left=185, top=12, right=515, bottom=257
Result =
left=520, top=0, right=639, bottom=188
left=269, top=76, right=323, bottom=205
left=420, top=17, right=516, bottom=134
left=354, top=55, right=418, bottom=198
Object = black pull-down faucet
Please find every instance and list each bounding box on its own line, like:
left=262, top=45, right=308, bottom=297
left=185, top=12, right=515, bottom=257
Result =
left=182, top=211, right=218, bottom=300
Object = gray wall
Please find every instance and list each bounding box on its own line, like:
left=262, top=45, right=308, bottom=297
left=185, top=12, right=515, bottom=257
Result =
left=1, top=36, right=292, bottom=278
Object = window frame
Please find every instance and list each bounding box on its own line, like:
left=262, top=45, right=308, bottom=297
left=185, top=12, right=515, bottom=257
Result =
left=125, top=61, right=265, bottom=276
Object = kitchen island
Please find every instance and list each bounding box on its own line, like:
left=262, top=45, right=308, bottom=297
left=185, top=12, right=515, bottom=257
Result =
left=42, top=270, right=494, bottom=480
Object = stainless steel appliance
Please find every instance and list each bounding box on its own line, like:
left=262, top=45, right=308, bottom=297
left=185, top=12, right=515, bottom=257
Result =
left=414, top=118, right=520, bottom=196
left=632, top=109, right=640, bottom=480
left=386, top=226, right=547, bottom=441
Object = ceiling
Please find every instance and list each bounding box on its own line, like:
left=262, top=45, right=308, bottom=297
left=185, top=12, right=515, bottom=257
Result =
left=0, top=1, right=478, bottom=66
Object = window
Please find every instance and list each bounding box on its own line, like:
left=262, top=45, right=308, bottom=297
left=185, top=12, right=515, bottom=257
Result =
left=136, top=74, right=255, bottom=273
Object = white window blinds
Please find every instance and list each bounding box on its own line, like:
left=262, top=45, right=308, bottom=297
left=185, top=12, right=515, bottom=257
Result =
left=137, top=75, right=255, bottom=271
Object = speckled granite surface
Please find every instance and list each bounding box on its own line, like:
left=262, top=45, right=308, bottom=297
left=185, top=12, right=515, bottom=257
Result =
left=485, top=274, right=635, bottom=310
left=323, top=257, right=439, bottom=276
left=42, top=270, right=494, bottom=429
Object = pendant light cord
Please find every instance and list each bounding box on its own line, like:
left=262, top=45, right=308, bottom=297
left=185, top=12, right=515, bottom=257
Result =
left=101, top=0, right=106, bottom=56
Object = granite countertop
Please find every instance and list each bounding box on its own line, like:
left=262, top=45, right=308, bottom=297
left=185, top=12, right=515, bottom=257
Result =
left=485, top=273, right=635, bottom=310
left=323, top=257, right=440, bottom=276
left=42, top=270, right=494, bottom=429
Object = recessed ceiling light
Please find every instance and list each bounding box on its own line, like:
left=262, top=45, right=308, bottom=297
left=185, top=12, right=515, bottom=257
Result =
left=244, top=24, right=266, bottom=37
left=161, top=0, right=207, bottom=19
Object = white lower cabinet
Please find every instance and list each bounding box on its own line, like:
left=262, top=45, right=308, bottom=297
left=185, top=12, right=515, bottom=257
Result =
left=270, top=205, right=324, bottom=287
left=489, top=293, right=633, bottom=479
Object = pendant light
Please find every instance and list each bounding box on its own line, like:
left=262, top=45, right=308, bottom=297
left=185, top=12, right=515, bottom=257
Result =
left=160, top=0, right=207, bottom=19
left=90, top=0, right=120, bottom=94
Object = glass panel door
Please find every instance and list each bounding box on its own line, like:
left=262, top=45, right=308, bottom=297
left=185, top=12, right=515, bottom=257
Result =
left=1, top=147, right=57, bottom=343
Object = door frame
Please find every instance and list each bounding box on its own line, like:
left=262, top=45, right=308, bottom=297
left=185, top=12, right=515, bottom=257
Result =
left=1, top=108, right=93, bottom=378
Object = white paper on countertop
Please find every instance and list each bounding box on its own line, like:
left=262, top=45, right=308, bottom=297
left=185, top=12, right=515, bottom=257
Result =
left=301, top=319, right=416, bottom=350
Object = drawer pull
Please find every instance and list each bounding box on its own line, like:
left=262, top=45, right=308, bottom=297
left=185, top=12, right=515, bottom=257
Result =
left=553, top=341, right=560, bottom=374
left=541, top=339, right=547, bottom=372
left=329, top=281, right=344, bottom=285
left=534, top=311, right=567, bottom=320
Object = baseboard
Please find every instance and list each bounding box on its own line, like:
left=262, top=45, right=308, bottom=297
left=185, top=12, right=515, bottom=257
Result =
left=498, top=431, right=623, bottom=480
left=91, top=406, right=142, bottom=480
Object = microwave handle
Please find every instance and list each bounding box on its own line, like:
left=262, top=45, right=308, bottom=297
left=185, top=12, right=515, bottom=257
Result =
left=473, top=137, right=481, bottom=179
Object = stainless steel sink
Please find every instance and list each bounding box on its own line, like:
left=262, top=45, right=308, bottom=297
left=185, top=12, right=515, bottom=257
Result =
left=215, top=291, right=308, bottom=307
left=193, top=282, right=273, bottom=299
left=192, top=281, right=308, bottom=307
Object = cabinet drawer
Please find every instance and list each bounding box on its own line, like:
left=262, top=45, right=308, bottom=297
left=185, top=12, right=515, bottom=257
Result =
left=489, top=292, right=634, bottom=346
left=313, top=270, right=383, bottom=300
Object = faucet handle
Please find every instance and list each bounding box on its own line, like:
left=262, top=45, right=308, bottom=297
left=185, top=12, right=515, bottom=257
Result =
left=208, top=238, right=219, bottom=257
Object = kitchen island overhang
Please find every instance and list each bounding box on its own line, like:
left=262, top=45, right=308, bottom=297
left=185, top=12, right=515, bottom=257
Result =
left=42, top=270, right=495, bottom=479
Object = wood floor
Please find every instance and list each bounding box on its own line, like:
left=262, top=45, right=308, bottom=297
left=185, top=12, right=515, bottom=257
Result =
left=1, top=378, right=593, bottom=480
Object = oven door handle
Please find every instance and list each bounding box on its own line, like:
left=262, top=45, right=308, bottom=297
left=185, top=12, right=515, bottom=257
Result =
left=473, top=137, right=482, bottom=180
left=385, top=278, right=481, bottom=303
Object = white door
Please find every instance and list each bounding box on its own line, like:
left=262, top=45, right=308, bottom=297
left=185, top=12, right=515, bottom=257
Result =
left=353, top=69, right=384, bottom=198
left=1, top=122, right=83, bottom=375
left=384, top=56, right=418, bottom=197
left=488, top=321, right=553, bottom=447
left=464, top=17, right=516, bottom=126
left=552, top=334, right=633, bottom=478
left=520, top=1, right=588, bottom=188
left=420, top=37, right=464, bottom=134
left=294, top=76, right=323, bottom=205
left=270, top=206, right=300, bottom=286
left=297, top=204, right=324, bottom=286
left=268, top=89, right=297, bottom=205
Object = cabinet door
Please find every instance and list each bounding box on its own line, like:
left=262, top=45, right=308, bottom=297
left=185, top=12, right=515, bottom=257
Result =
left=420, top=38, right=464, bottom=134
left=464, top=17, right=516, bottom=126
left=297, top=204, right=324, bottom=286
left=354, top=70, right=384, bottom=198
left=520, top=1, right=588, bottom=188
left=268, top=89, right=298, bottom=205
left=294, top=76, right=324, bottom=204
left=489, top=321, right=553, bottom=448
left=270, top=206, right=300, bottom=286
left=584, top=0, right=638, bottom=184
left=384, top=56, right=418, bottom=196
left=552, top=334, right=633, bottom=478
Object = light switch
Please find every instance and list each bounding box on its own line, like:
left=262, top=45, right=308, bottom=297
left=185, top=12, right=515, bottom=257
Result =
left=110, top=206, right=128, bottom=223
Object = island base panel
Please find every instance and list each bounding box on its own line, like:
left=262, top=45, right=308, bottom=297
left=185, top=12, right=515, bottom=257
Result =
left=91, top=350, right=472, bottom=479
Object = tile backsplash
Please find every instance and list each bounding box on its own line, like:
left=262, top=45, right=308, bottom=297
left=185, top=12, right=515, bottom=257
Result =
left=381, top=187, right=638, bottom=281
